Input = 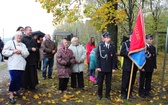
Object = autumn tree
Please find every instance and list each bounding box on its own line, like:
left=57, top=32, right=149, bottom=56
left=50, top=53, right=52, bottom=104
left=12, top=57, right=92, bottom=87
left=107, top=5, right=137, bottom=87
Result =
left=37, top=0, right=127, bottom=50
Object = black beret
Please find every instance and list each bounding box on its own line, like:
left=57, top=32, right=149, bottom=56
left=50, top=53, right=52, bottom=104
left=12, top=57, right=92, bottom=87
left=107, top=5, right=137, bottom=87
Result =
left=146, top=34, right=152, bottom=39
left=103, top=32, right=111, bottom=38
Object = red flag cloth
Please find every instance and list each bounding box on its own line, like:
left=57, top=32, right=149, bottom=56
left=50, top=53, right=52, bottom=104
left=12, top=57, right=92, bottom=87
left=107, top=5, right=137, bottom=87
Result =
left=129, top=8, right=146, bottom=53
left=128, top=8, right=146, bottom=69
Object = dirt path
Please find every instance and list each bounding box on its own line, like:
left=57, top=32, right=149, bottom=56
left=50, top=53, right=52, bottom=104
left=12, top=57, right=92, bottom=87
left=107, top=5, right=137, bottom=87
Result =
left=0, top=61, right=9, bottom=93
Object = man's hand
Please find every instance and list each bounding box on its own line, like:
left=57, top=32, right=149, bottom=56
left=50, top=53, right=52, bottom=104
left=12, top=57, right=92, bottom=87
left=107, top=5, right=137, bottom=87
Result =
left=52, top=50, right=56, bottom=54
left=96, top=68, right=101, bottom=72
left=112, top=69, right=115, bottom=73
left=141, top=69, right=145, bottom=72
left=77, top=60, right=82, bottom=64
left=32, top=47, right=36, bottom=52
left=154, top=68, right=156, bottom=72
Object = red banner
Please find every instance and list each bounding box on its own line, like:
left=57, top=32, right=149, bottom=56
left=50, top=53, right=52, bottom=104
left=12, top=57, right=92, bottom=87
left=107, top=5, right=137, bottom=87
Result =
left=129, top=8, right=146, bottom=53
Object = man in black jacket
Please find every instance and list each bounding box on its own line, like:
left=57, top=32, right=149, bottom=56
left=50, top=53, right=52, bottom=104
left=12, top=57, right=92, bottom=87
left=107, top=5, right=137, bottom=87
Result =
left=22, top=26, right=39, bottom=90
left=139, top=34, right=157, bottom=98
left=97, top=32, right=116, bottom=100
left=120, top=34, right=138, bottom=99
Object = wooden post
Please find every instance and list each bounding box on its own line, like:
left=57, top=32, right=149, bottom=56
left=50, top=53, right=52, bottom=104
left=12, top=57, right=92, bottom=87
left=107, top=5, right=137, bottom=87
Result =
left=127, top=62, right=134, bottom=100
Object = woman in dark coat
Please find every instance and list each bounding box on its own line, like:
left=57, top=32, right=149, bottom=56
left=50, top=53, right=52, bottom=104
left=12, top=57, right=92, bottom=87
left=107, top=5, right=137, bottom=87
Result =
left=56, top=39, right=75, bottom=94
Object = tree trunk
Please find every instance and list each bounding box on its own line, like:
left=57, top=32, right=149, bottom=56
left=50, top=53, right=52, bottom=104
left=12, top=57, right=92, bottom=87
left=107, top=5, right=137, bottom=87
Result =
left=107, top=0, right=118, bottom=51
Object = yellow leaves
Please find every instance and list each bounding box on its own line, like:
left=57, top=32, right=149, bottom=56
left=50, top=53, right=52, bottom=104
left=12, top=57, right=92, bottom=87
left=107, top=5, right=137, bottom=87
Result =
left=47, top=93, right=52, bottom=98
left=38, top=101, right=42, bottom=104
left=162, top=95, right=167, bottom=100
left=153, top=96, right=159, bottom=100
left=162, top=87, right=166, bottom=92
left=42, top=93, right=47, bottom=97
left=22, top=96, right=30, bottom=101
left=61, top=99, right=67, bottom=102
left=6, top=83, right=10, bottom=87
left=0, top=98, right=4, bottom=102
left=136, top=104, right=142, bottom=105
left=75, top=99, right=83, bottom=103
left=22, top=96, right=27, bottom=100
left=150, top=100, right=153, bottom=103
left=60, top=93, right=84, bottom=103
left=33, top=94, right=39, bottom=99
left=75, top=91, right=81, bottom=95
left=115, top=98, right=123, bottom=103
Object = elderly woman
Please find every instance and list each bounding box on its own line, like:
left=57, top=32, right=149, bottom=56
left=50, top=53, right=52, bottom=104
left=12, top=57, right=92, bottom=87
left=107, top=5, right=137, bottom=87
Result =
left=56, top=39, right=75, bottom=94
left=69, top=37, right=86, bottom=90
left=2, top=31, right=29, bottom=104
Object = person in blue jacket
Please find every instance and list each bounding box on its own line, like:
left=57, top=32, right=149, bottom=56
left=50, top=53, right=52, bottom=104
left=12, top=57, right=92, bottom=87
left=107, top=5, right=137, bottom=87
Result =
left=89, top=48, right=97, bottom=83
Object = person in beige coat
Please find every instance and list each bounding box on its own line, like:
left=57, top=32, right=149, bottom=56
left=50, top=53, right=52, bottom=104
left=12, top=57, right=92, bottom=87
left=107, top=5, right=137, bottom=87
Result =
left=69, top=37, right=86, bottom=90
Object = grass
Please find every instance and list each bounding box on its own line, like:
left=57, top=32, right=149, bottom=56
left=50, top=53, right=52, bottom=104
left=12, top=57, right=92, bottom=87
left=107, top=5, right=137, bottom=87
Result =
left=0, top=52, right=168, bottom=105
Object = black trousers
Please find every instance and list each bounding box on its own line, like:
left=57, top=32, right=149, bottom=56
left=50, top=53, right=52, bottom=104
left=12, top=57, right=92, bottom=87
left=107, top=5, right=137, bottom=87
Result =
left=0, top=52, right=4, bottom=61
left=98, top=72, right=112, bottom=97
left=22, top=65, right=38, bottom=89
left=59, top=78, right=69, bottom=91
left=121, top=69, right=137, bottom=96
left=37, top=61, right=42, bottom=70
left=71, top=72, right=84, bottom=88
left=139, top=71, right=153, bottom=94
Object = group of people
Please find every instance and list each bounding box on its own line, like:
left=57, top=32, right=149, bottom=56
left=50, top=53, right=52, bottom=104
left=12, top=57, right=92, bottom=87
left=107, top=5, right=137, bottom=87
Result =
left=2, top=26, right=56, bottom=104
left=1, top=27, right=156, bottom=104
left=120, top=33, right=157, bottom=99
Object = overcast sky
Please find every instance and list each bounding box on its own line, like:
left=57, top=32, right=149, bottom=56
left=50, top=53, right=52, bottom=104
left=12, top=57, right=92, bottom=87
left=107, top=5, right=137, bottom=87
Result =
left=0, top=0, right=54, bottom=38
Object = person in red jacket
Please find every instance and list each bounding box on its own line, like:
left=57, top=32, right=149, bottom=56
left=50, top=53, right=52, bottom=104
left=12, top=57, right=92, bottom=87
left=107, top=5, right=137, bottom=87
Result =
left=86, top=37, right=96, bottom=75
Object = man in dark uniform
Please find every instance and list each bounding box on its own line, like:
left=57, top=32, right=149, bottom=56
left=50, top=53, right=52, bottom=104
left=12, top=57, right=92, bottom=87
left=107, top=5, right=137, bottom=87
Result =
left=139, top=34, right=157, bottom=98
left=96, top=32, right=116, bottom=100
left=120, top=34, right=138, bottom=99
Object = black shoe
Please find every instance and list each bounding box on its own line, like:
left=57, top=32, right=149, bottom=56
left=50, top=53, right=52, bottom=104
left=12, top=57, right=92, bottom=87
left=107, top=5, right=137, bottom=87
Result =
left=129, top=94, right=136, bottom=99
left=9, top=98, right=15, bottom=104
left=29, top=87, right=37, bottom=90
left=105, top=96, right=111, bottom=100
left=139, top=93, right=146, bottom=98
left=48, top=77, right=52, bottom=79
left=145, top=93, right=153, bottom=98
left=121, top=95, right=126, bottom=99
left=98, top=95, right=102, bottom=100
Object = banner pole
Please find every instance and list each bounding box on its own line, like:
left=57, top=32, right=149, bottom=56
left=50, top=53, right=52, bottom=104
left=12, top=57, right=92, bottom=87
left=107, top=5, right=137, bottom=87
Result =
left=127, top=62, right=134, bottom=100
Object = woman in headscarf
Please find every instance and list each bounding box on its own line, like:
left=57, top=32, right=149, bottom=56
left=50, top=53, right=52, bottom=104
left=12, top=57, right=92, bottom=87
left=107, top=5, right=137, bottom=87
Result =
left=69, top=37, right=86, bottom=90
left=2, top=31, right=29, bottom=104
left=56, top=39, right=75, bottom=94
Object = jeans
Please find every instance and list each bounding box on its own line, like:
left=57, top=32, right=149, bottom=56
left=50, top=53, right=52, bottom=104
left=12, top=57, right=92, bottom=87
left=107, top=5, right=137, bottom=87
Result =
left=42, top=58, right=54, bottom=78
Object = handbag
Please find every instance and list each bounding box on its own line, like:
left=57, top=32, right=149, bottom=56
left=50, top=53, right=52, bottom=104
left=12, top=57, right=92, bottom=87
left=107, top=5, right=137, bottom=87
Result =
left=4, top=40, right=16, bottom=60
